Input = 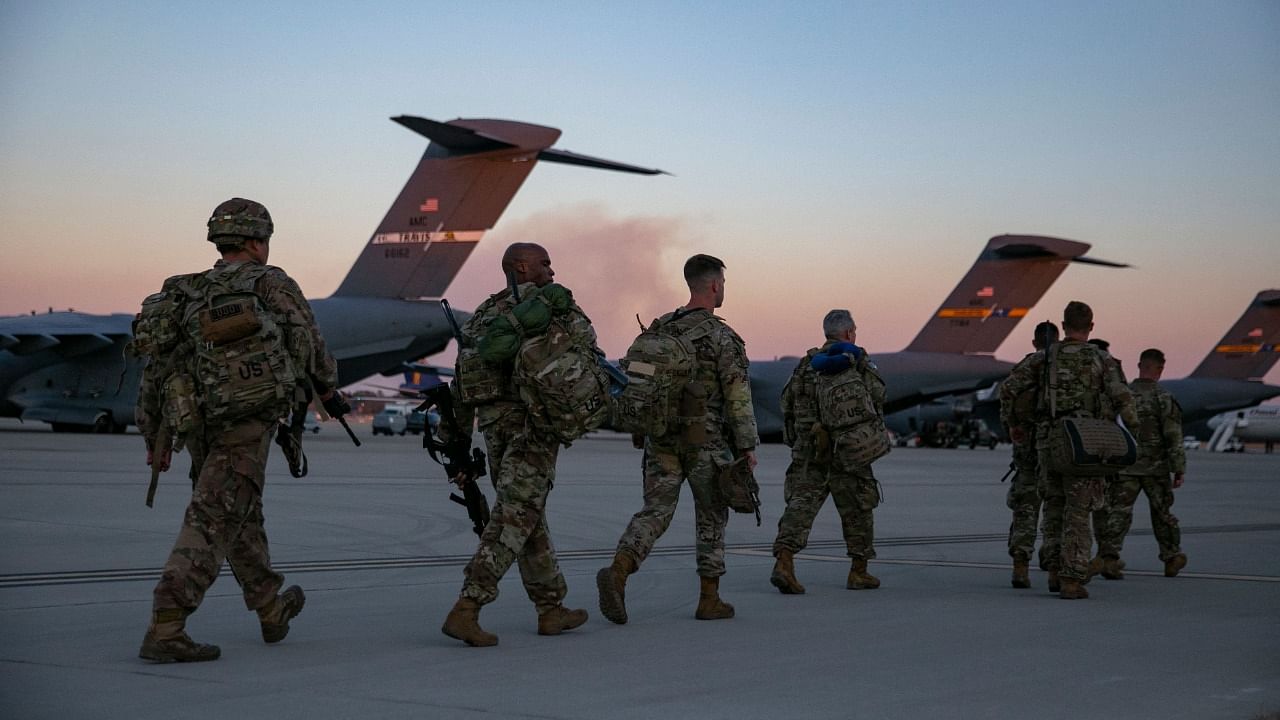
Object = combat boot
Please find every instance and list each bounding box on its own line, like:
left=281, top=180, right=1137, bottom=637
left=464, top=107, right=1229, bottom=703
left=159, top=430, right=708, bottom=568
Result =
left=1084, top=555, right=1104, bottom=584
left=694, top=576, right=735, bottom=620
left=847, top=559, right=881, bottom=590
left=1164, top=553, right=1188, bottom=577
left=1011, top=559, right=1031, bottom=589
left=1101, top=557, right=1125, bottom=580
left=441, top=597, right=498, bottom=647
left=596, top=551, right=637, bottom=625
left=537, top=605, right=588, bottom=636
left=257, top=585, right=305, bottom=644
left=139, top=608, right=221, bottom=663
left=1047, top=569, right=1061, bottom=593
left=770, top=550, right=805, bottom=594
left=1059, top=579, right=1089, bottom=600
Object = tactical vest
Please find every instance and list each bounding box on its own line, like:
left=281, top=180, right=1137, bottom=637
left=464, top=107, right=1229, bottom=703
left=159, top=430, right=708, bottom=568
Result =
left=1043, top=341, right=1105, bottom=419
left=614, top=311, right=718, bottom=442
left=780, top=349, right=821, bottom=447
left=513, top=309, right=611, bottom=445
left=181, top=263, right=297, bottom=424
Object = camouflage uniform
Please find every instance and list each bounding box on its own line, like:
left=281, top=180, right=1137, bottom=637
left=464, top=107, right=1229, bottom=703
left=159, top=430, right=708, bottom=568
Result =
left=998, top=352, right=1045, bottom=568
left=773, top=341, right=885, bottom=562
left=614, top=308, right=758, bottom=578
left=454, top=282, right=596, bottom=610
left=999, top=340, right=1138, bottom=581
left=145, top=260, right=337, bottom=615
left=1098, top=379, right=1186, bottom=562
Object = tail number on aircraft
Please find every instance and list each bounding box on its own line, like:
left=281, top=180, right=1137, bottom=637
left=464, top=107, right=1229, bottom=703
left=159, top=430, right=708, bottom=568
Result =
left=384, top=248, right=412, bottom=259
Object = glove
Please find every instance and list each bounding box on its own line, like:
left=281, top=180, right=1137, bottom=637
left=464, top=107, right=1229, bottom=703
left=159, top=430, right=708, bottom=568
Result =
left=322, top=392, right=351, bottom=418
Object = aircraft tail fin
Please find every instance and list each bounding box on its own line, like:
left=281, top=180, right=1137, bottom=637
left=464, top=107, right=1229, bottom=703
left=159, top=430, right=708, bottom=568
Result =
left=332, top=116, right=665, bottom=299
left=904, top=234, right=1127, bottom=354
left=1189, top=290, right=1280, bottom=380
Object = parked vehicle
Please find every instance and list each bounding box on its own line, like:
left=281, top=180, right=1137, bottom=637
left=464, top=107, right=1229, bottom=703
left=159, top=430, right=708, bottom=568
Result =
left=303, top=410, right=321, bottom=434
left=372, top=406, right=408, bottom=436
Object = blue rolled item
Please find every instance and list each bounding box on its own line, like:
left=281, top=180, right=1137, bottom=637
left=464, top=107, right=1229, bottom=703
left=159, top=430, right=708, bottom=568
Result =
left=811, top=342, right=864, bottom=375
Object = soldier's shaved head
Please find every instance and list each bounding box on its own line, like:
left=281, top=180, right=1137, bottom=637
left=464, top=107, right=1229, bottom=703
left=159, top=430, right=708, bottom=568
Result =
left=1032, top=321, right=1059, bottom=350
left=501, top=242, right=555, bottom=287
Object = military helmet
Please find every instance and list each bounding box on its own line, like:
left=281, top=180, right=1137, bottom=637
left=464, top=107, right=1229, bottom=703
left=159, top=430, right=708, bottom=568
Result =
left=207, top=198, right=273, bottom=244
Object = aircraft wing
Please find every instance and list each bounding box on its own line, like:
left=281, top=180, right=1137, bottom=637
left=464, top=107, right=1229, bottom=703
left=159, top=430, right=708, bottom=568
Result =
left=0, top=313, right=134, bottom=358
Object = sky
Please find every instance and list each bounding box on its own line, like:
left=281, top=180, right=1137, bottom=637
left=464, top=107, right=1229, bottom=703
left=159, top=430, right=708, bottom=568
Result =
left=1, top=1, right=1277, bottom=384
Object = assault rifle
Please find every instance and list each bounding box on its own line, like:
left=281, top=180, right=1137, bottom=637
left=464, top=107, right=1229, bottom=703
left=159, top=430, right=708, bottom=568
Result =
left=419, top=382, right=489, bottom=537
left=275, top=396, right=310, bottom=478
left=428, top=298, right=489, bottom=535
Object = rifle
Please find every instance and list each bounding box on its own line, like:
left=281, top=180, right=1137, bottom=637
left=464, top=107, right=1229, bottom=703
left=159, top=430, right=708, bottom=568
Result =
left=145, top=426, right=171, bottom=507
left=275, top=395, right=310, bottom=478
left=419, top=381, right=489, bottom=537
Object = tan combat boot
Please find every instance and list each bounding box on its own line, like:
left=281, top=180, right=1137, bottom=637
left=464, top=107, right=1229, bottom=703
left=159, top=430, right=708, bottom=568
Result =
left=1011, top=559, right=1031, bottom=589
left=847, top=559, right=881, bottom=590
left=596, top=551, right=637, bottom=625
left=1084, top=555, right=1104, bottom=584
left=1047, top=569, right=1061, bottom=593
left=694, top=576, right=735, bottom=620
left=257, top=585, right=306, bottom=644
left=1101, top=557, right=1125, bottom=580
left=1059, top=578, right=1089, bottom=600
left=770, top=550, right=806, bottom=594
left=139, top=608, right=221, bottom=663
left=1164, top=553, right=1188, bottom=577
left=537, top=605, right=589, bottom=636
left=441, top=597, right=498, bottom=647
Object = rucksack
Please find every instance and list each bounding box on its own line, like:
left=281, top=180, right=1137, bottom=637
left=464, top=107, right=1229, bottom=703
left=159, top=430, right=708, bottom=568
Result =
left=513, top=310, right=611, bottom=445
left=181, top=264, right=297, bottom=423
left=614, top=312, right=718, bottom=441
left=815, top=358, right=878, bottom=432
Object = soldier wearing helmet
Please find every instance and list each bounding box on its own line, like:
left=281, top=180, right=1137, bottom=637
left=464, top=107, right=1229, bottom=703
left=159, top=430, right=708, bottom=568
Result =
left=135, top=198, right=346, bottom=662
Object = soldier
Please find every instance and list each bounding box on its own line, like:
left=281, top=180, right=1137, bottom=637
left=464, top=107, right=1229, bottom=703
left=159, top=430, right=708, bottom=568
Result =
left=999, top=301, right=1138, bottom=599
left=1095, top=348, right=1188, bottom=578
left=998, top=321, right=1059, bottom=589
left=597, top=254, right=758, bottom=622
left=138, top=198, right=346, bottom=662
left=770, top=309, right=887, bottom=594
left=441, top=242, right=591, bottom=647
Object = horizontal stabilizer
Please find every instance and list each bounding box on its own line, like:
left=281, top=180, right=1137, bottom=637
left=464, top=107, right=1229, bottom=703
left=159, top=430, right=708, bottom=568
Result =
left=905, top=234, right=1125, bottom=355
left=1071, top=256, right=1131, bottom=268
left=1190, top=289, right=1280, bottom=380
left=537, top=148, right=668, bottom=175
left=334, top=115, right=663, bottom=299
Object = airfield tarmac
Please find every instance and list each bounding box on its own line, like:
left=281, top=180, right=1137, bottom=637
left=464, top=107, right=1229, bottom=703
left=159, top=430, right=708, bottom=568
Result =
left=1, top=418, right=1277, bottom=720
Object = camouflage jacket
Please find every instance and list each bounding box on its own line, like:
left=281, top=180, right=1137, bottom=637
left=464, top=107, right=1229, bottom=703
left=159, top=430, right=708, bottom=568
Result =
left=782, top=340, right=884, bottom=447
left=656, top=308, right=758, bottom=452
left=1121, top=378, right=1186, bottom=476
left=999, top=339, right=1139, bottom=437
left=135, top=260, right=338, bottom=446
left=454, top=281, right=597, bottom=432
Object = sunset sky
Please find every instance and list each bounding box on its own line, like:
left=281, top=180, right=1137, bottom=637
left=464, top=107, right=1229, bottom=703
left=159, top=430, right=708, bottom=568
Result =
left=2, top=1, right=1277, bottom=384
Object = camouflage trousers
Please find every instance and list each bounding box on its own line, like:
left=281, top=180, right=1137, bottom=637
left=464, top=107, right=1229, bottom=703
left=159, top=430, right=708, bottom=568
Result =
left=1096, top=473, right=1182, bottom=561
left=1006, top=439, right=1043, bottom=565
left=460, top=411, right=566, bottom=612
left=152, top=418, right=284, bottom=614
left=772, top=441, right=879, bottom=561
left=1037, top=446, right=1105, bottom=581
left=615, top=435, right=733, bottom=578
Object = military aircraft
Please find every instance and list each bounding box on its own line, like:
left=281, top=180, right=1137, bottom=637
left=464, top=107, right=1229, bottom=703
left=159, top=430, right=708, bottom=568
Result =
left=1160, top=289, right=1280, bottom=424
left=917, top=288, right=1280, bottom=443
left=750, top=234, right=1126, bottom=441
left=0, top=115, right=662, bottom=432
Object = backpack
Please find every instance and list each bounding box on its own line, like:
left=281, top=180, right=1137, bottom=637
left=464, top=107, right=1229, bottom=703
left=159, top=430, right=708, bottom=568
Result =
left=815, top=358, right=878, bottom=432
left=513, top=311, right=612, bottom=444
left=613, top=313, right=718, bottom=441
left=181, top=264, right=297, bottom=423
